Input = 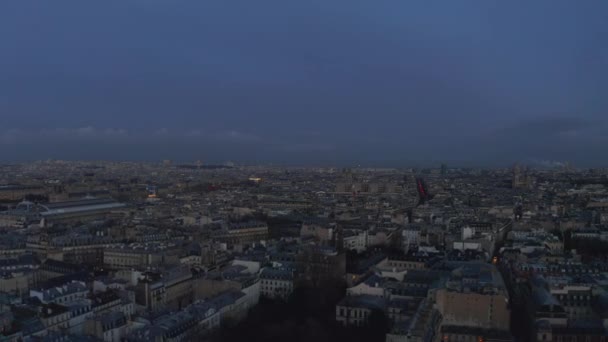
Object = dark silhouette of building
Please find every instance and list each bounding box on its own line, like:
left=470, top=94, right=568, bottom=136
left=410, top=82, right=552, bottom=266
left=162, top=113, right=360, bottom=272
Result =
left=295, top=246, right=346, bottom=288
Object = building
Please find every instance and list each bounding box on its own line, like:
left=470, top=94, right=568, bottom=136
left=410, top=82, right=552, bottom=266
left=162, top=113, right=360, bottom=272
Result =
left=524, top=275, right=607, bottom=341
left=39, top=303, right=71, bottom=332
left=386, top=299, right=442, bottom=342
left=434, top=263, right=510, bottom=331
left=0, top=271, right=32, bottom=297
left=90, top=289, right=135, bottom=319
left=39, top=198, right=127, bottom=227
left=34, top=259, right=88, bottom=285
left=343, top=229, right=368, bottom=253
left=211, top=221, right=268, bottom=246
left=335, top=294, right=386, bottom=327
left=535, top=320, right=608, bottom=342
left=439, top=325, right=514, bottom=342
left=300, top=220, right=335, bottom=243
left=550, top=284, right=595, bottom=320
left=0, top=200, right=42, bottom=228
left=346, top=274, right=386, bottom=297
left=512, top=164, right=531, bottom=189
left=84, top=311, right=130, bottom=342
left=104, top=244, right=180, bottom=270
left=259, top=268, right=294, bottom=300
left=295, top=245, right=346, bottom=288
left=378, top=255, right=429, bottom=274
left=30, top=280, right=89, bottom=305
left=127, top=301, right=220, bottom=342
left=0, top=185, right=46, bottom=201
left=2, top=198, right=127, bottom=228
left=135, top=267, right=194, bottom=312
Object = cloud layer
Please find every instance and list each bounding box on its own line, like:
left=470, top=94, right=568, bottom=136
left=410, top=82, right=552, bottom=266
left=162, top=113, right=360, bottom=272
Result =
left=2, top=117, right=607, bottom=167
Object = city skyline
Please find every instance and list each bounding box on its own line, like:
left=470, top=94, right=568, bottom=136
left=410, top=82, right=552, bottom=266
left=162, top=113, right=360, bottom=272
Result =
left=1, top=2, right=608, bottom=341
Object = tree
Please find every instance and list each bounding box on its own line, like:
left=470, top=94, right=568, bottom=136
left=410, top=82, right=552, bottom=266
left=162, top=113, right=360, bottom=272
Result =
left=367, top=309, right=389, bottom=339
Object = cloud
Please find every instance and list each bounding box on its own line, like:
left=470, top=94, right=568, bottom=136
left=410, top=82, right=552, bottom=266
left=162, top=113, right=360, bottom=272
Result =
left=213, top=130, right=261, bottom=142
left=502, top=117, right=603, bottom=137
left=154, top=128, right=169, bottom=136
left=280, top=143, right=335, bottom=152
left=0, top=127, right=261, bottom=146
left=525, top=158, right=566, bottom=168
left=476, top=117, right=608, bottom=166
left=557, top=130, right=580, bottom=138
left=35, top=127, right=131, bottom=142
left=185, top=129, right=203, bottom=137
left=75, top=126, right=95, bottom=137
left=490, top=117, right=608, bottom=145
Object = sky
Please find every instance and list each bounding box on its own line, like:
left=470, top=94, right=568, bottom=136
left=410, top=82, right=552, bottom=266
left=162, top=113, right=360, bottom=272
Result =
left=1, top=0, right=607, bottom=167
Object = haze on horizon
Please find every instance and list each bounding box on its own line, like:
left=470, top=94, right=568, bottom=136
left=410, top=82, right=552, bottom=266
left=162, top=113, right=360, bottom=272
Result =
left=1, top=1, right=607, bottom=167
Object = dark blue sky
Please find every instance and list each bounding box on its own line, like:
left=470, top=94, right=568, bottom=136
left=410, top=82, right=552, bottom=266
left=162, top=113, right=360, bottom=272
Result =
left=1, top=1, right=607, bottom=166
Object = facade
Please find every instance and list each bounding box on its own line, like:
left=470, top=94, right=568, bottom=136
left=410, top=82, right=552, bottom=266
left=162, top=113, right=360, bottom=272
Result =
left=91, top=289, right=135, bottom=318
left=336, top=295, right=386, bottom=327
left=385, top=299, right=442, bottom=342
left=163, top=266, right=195, bottom=311
left=346, top=274, right=386, bottom=297
left=295, top=246, right=346, bottom=287
left=0, top=271, right=32, bottom=296
left=343, top=229, right=368, bottom=253
left=379, top=256, right=428, bottom=272
left=135, top=267, right=194, bottom=312
left=403, top=225, right=422, bottom=246
left=260, top=268, right=294, bottom=300
left=135, top=279, right=166, bottom=313
left=0, top=185, right=46, bottom=201
left=551, top=285, right=595, bottom=320
left=440, top=325, right=514, bottom=342
left=435, top=263, right=510, bottom=331
left=104, top=245, right=179, bottom=270
left=535, top=322, right=608, bottom=342
left=84, top=311, right=130, bottom=342
left=66, top=300, right=94, bottom=334
left=127, top=301, right=221, bottom=342
left=40, top=303, right=71, bottom=332
left=212, top=221, right=269, bottom=245
left=34, top=259, right=88, bottom=285
left=300, top=221, right=335, bottom=243
left=30, top=280, right=89, bottom=305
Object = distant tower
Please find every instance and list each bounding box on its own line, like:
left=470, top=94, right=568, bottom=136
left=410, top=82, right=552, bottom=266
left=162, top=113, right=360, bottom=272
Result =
left=441, top=163, right=448, bottom=176
left=416, top=177, right=431, bottom=206
left=512, top=163, right=528, bottom=189
left=196, top=160, right=203, bottom=169
left=511, top=163, right=521, bottom=189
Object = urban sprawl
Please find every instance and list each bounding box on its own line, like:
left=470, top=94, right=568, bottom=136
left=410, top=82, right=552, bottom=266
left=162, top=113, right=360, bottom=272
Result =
left=0, top=161, right=607, bottom=342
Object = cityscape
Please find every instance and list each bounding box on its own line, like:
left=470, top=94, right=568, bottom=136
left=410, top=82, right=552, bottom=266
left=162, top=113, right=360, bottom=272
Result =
left=0, top=161, right=607, bottom=341
left=2, top=1, right=608, bottom=341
